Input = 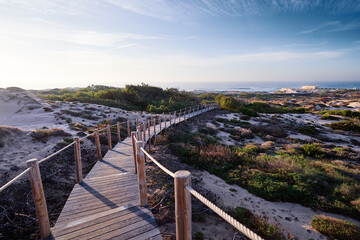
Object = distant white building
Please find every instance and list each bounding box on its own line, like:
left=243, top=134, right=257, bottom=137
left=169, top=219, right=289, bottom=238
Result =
left=280, top=88, right=301, bottom=93
left=301, top=85, right=319, bottom=90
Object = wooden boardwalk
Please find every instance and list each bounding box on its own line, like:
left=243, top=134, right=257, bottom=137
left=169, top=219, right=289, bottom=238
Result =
left=50, top=109, right=209, bottom=240
left=50, top=138, right=161, bottom=240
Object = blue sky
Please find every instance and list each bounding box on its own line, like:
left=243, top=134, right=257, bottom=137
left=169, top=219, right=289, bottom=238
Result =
left=0, top=0, right=359, bottom=90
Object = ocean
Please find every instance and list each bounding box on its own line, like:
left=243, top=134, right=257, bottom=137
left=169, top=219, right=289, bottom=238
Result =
left=187, top=81, right=360, bottom=93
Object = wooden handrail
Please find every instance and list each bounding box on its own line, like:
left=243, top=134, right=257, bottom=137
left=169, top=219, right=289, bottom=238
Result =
left=0, top=103, right=219, bottom=240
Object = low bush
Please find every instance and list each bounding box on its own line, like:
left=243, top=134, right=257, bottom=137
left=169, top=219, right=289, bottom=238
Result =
left=31, top=129, right=71, bottom=142
left=69, top=123, right=88, bottom=131
left=319, top=109, right=360, bottom=120
left=238, top=107, right=259, bottom=117
left=321, top=113, right=341, bottom=120
left=298, top=126, right=317, bottom=135
left=310, top=215, right=360, bottom=240
left=230, top=206, right=287, bottom=240
left=329, top=120, right=360, bottom=132
left=166, top=125, right=360, bottom=221
left=302, top=143, right=324, bottom=158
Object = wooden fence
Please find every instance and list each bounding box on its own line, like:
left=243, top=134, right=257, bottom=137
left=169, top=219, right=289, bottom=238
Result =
left=0, top=103, right=264, bottom=240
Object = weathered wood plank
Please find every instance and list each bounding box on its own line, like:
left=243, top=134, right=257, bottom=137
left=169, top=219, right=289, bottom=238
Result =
left=51, top=110, right=195, bottom=239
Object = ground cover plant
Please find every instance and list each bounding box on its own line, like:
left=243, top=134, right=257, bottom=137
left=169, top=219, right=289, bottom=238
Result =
left=319, top=109, right=360, bottom=120
left=229, top=206, right=289, bottom=240
left=310, top=215, right=360, bottom=240
left=166, top=123, right=360, bottom=221
left=329, top=120, right=360, bottom=132
left=215, top=95, right=307, bottom=116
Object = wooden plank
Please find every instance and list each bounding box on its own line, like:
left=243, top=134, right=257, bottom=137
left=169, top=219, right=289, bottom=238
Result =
left=54, top=207, right=153, bottom=239
left=127, top=228, right=161, bottom=240
left=52, top=205, right=139, bottom=232
left=52, top=117, right=175, bottom=239
left=87, top=218, right=158, bottom=240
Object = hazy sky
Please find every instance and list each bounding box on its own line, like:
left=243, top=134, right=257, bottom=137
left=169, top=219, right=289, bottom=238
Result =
left=1, top=0, right=360, bottom=90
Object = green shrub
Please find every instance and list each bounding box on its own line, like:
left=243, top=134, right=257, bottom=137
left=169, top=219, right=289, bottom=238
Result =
left=329, top=120, right=360, bottom=132
left=298, top=126, right=317, bottom=135
left=321, top=113, right=341, bottom=120
left=231, top=206, right=287, bottom=240
left=238, top=107, right=259, bottom=117
left=310, top=215, right=360, bottom=240
left=319, top=109, right=360, bottom=119
left=302, top=143, right=324, bottom=158
left=31, top=129, right=71, bottom=142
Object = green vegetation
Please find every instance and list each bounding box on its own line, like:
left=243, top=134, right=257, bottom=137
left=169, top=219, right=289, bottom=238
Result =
left=166, top=125, right=360, bottom=220
left=329, top=120, right=360, bottom=132
left=319, top=109, right=360, bottom=120
left=321, top=113, right=341, bottom=120
left=230, top=207, right=288, bottom=240
left=302, top=143, right=324, bottom=158
left=298, top=126, right=317, bottom=135
left=310, top=215, right=360, bottom=240
left=38, top=84, right=199, bottom=112
left=215, top=95, right=307, bottom=116
left=31, top=128, right=71, bottom=142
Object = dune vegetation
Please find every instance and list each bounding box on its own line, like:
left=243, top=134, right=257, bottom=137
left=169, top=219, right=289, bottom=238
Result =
left=36, top=84, right=199, bottom=112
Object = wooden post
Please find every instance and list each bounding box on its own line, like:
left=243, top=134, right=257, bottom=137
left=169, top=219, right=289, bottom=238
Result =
left=107, top=125, right=112, bottom=150
left=131, top=132, right=137, bottom=174
left=136, top=141, right=148, bottom=206
left=153, top=119, right=156, bottom=145
left=117, top=122, right=121, bottom=142
left=165, top=114, right=167, bottom=128
left=159, top=116, right=162, bottom=131
left=175, top=170, right=192, bottom=240
left=27, top=158, right=51, bottom=239
left=127, top=120, right=130, bottom=137
left=147, top=120, right=151, bottom=151
left=95, top=129, right=102, bottom=160
left=153, top=118, right=156, bottom=135
left=142, top=123, right=146, bottom=141
left=169, top=112, right=172, bottom=126
left=174, top=111, right=176, bottom=124
left=136, top=119, right=139, bottom=129
left=73, top=137, right=83, bottom=183
left=136, top=126, right=141, bottom=141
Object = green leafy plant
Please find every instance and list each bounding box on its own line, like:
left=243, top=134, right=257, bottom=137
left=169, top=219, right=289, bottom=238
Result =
left=329, top=120, right=360, bottom=132
left=311, top=215, right=360, bottom=240
left=302, top=143, right=324, bottom=158
left=298, top=126, right=317, bottom=135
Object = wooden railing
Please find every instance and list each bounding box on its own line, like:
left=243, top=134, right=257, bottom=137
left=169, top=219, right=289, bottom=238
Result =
left=0, top=103, right=216, bottom=239
left=132, top=104, right=264, bottom=240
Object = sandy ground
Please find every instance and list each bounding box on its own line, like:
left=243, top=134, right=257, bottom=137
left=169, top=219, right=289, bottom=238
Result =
left=0, top=89, right=152, bottom=182
left=196, top=169, right=360, bottom=240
